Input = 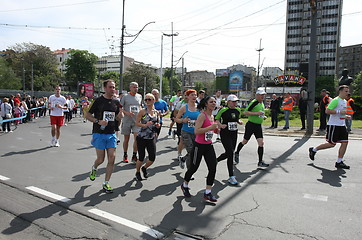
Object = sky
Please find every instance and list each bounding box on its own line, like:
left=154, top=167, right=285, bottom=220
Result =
left=0, top=0, right=361, bottom=73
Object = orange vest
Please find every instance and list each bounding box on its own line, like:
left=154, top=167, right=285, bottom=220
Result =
left=346, top=98, right=355, bottom=115
left=282, top=97, right=294, bottom=111
left=323, top=95, right=331, bottom=108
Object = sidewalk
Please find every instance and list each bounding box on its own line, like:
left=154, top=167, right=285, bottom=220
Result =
left=162, top=118, right=362, bottom=140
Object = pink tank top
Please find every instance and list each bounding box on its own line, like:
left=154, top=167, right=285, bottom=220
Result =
left=195, top=112, right=214, bottom=144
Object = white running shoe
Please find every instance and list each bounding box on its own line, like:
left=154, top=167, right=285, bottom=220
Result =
left=54, top=140, right=60, bottom=147
left=50, top=138, right=56, bottom=147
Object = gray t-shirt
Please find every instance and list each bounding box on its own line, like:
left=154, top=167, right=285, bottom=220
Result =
left=120, top=93, right=142, bottom=123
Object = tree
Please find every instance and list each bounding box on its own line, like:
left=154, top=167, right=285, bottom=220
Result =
left=0, top=57, right=21, bottom=89
left=351, top=71, right=361, bottom=95
left=123, top=63, right=159, bottom=96
left=4, top=42, right=60, bottom=91
left=65, top=50, right=98, bottom=90
left=315, top=75, right=335, bottom=96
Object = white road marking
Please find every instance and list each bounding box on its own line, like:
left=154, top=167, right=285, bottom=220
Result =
left=303, top=193, right=328, bottom=202
left=25, top=186, right=71, bottom=203
left=89, top=209, right=164, bottom=239
left=0, top=175, right=10, bottom=181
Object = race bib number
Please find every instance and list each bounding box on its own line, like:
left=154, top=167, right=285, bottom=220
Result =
left=130, top=105, right=139, bottom=113
left=205, top=131, right=213, bottom=142
left=188, top=120, right=196, bottom=128
left=103, top=111, right=115, bottom=121
left=228, top=122, right=238, bottom=131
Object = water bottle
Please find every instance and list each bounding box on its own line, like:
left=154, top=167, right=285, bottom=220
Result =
left=100, top=119, right=108, bottom=130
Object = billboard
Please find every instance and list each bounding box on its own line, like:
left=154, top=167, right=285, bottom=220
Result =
left=78, top=83, right=94, bottom=98
left=216, top=69, right=230, bottom=76
left=229, top=71, right=243, bottom=91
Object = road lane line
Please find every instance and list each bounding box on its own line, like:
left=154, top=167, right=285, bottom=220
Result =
left=303, top=193, right=328, bottom=202
left=0, top=175, right=10, bottom=181
left=88, top=208, right=164, bottom=239
left=26, top=186, right=71, bottom=203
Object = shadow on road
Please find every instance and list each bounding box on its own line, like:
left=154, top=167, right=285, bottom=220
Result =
left=1, top=146, right=52, bottom=157
left=150, top=134, right=312, bottom=238
left=307, top=163, right=346, bottom=187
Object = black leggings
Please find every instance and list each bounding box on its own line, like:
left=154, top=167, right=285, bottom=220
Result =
left=136, top=136, right=156, bottom=162
left=218, top=130, right=237, bottom=177
left=185, top=142, right=217, bottom=186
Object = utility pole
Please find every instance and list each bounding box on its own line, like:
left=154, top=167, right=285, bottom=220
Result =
left=22, top=61, right=25, bottom=93
left=163, top=22, right=178, bottom=96
left=119, top=0, right=125, bottom=93
left=31, top=63, right=34, bottom=97
left=160, top=35, right=163, bottom=99
left=256, top=38, right=264, bottom=91
left=307, top=0, right=317, bottom=135
left=182, top=57, right=185, bottom=90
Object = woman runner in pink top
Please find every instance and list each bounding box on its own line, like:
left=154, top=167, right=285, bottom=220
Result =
left=180, top=96, right=219, bottom=202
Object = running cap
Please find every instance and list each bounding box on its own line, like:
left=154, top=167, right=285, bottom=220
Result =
left=227, top=94, right=239, bottom=101
left=256, top=89, right=267, bottom=95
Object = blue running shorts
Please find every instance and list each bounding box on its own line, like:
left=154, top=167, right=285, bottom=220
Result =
left=91, top=133, right=117, bottom=149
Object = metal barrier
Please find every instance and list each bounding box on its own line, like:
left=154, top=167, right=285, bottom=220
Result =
left=0, top=106, right=46, bottom=124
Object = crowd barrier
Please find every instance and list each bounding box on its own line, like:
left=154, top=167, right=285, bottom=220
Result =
left=0, top=106, right=46, bottom=124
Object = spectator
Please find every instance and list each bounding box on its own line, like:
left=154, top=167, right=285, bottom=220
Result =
left=282, top=92, right=294, bottom=130
left=1, top=97, right=13, bottom=133
left=299, top=89, right=308, bottom=130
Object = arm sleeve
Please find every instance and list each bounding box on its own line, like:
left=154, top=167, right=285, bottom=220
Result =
left=326, top=98, right=338, bottom=110
left=246, top=100, right=258, bottom=112
left=215, top=107, right=227, bottom=120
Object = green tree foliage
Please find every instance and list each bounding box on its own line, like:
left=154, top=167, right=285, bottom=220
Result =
left=351, top=71, right=361, bottom=95
left=0, top=57, right=21, bottom=89
left=4, top=42, right=60, bottom=91
left=123, top=63, right=159, bottom=96
left=162, top=67, right=181, bottom=95
left=315, top=75, right=335, bottom=96
left=65, top=50, right=98, bottom=90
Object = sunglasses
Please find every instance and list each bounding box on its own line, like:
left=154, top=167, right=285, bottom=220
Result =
left=145, top=98, right=153, bottom=101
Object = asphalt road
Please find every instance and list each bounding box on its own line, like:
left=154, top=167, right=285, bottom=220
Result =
left=0, top=116, right=361, bottom=240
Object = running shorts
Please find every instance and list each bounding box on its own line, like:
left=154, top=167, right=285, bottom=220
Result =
left=50, top=116, right=64, bottom=127
left=243, top=121, right=263, bottom=140
left=91, top=133, right=117, bottom=149
left=326, top=125, right=348, bottom=145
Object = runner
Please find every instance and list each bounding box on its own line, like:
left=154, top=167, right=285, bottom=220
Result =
left=121, top=82, right=142, bottom=164
left=175, top=89, right=200, bottom=169
left=234, top=89, right=269, bottom=168
left=48, top=86, right=67, bottom=147
left=215, top=94, right=243, bottom=185
left=180, top=96, right=219, bottom=202
left=309, top=85, right=351, bottom=169
left=173, top=90, right=187, bottom=160
left=168, top=90, right=182, bottom=136
left=151, top=89, right=169, bottom=139
left=86, top=80, right=123, bottom=193
left=134, top=93, right=161, bottom=181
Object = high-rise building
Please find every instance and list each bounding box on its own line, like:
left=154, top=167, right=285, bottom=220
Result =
left=285, top=0, right=343, bottom=77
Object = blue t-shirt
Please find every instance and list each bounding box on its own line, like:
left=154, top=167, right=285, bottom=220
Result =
left=181, top=105, right=200, bottom=134
left=154, top=99, right=168, bottom=124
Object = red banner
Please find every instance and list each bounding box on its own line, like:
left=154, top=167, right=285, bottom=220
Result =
left=273, top=75, right=306, bottom=85
left=78, top=83, right=94, bottom=98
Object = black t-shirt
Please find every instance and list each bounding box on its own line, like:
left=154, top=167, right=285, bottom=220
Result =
left=215, top=107, right=242, bottom=132
left=88, top=96, right=121, bottom=134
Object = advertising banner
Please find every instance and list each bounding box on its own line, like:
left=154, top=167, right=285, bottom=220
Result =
left=78, top=83, right=94, bottom=98
left=273, top=75, right=306, bottom=85
left=216, top=69, right=230, bottom=76
left=229, top=71, right=243, bottom=91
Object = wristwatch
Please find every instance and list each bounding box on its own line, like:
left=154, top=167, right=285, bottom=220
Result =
left=94, top=119, right=99, bottom=124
